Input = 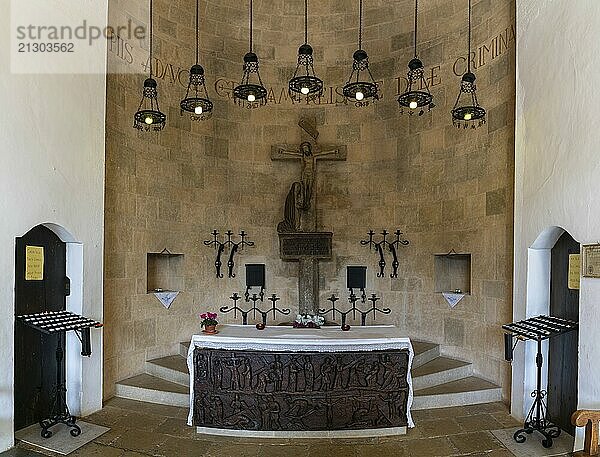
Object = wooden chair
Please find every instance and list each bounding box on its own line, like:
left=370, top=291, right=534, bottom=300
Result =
left=572, top=410, right=600, bottom=456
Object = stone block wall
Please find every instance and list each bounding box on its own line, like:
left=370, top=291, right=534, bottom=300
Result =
left=104, top=0, right=515, bottom=399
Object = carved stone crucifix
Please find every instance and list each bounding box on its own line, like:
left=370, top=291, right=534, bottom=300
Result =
left=271, top=118, right=347, bottom=315
left=271, top=118, right=347, bottom=233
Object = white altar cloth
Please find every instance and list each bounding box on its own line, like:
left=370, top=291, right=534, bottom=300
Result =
left=187, top=324, right=414, bottom=429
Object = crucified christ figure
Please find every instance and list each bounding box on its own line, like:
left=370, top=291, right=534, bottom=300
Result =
left=272, top=140, right=346, bottom=232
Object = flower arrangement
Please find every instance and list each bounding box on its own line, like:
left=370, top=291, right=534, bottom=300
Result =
left=200, top=312, right=218, bottom=328
left=293, top=314, right=325, bottom=328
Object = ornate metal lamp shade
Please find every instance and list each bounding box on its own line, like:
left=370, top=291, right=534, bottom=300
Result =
left=134, top=77, right=166, bottom=131
left=343, top=0, right=378, bottom=104
left=181, top=64, right=213, bottom=120
left=452, top=72, right=486, bottom=128
left=180, top=0, right=213, bottom=120
left=133, top=0, right=165, bottom=131
left=288, top=0, right=323, bottom=102
left=233, top=51, right=267, bottom=108
left=397, top=0, right=434, bottom=116
left=452, top=0, right=486, bottom=129
left=233, top=0, right=267, bottom=108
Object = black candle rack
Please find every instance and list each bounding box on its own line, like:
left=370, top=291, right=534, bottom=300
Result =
left=360, top=230, right=410, bottom=278
left=203, top=230, right=254, bottom=278
left=219, top=293, right=291, bottom=326
left=320, top=293, right=391, bottom=327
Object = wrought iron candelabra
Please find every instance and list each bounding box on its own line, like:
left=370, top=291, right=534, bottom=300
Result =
left=320, top=293, right=391, bottom=327
left=360, top=230, right=410, bottom=278
left=203, top=230, right=254, bottom=278
left=220, top=293, right=290, bottom=326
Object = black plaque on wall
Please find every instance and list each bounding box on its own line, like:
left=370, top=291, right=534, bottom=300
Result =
left=193, top=348, right=410, bottom=431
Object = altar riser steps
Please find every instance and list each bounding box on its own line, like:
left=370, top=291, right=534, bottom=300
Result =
left=412, top=386, right=502, bottom=410
left=114, top=340, right=502, bottom=410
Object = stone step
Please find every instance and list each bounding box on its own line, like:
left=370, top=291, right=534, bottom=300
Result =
left=412, top=376, right=502, bottom=410
left=179, top=341, right=190, bottom=358
left=145, top=355, right=189, bottom=386
left=411, top=340, right=440, bottom=368
left=411, top=356, right=473, bottom=390
left=115, top=373, right=189, bottom=407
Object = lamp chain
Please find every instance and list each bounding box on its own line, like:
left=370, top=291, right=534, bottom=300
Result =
left=358, top=0, right=363, bottom=50
left=149, top=0, right=153, bottom=78
left=195, top=0, right=199, bottom=64
left=249, top=0, right=253, bottom=52
left=304, top=0, right=308, bottom=44
left=413, top=0, right=418, bottom=58
left=467, top=0, right=471, bottom=73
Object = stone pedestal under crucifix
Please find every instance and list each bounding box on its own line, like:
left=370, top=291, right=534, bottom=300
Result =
left=271, top=118, right=347, bottom=315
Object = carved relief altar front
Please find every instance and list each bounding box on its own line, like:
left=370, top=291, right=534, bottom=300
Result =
left=186, top=325, right=414, bottom=436
left=192, top=347, right=410, bottom=432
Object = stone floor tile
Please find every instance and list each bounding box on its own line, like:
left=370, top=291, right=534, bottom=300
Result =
left=159, top=436, right=211, bottom=457
left=455, top=413, right=505, bottom=432
left=258, top=444, right=310, bottom=457
left=490, top=411, right=522, bottom=427
left=416, top=417, right=463, bottom=437
left=110, top=429, right=169, bottom=455
left=70, top=442, right=124, bottom=456
left=448, top=431, right=504, bottom=454
left=92, top=426, right=127, bottom=446
left=82, top=406, right=127, bottom=427
left=411, top=406, right=471, bottom=422
left=355, top=442, right=408, bottom=457
left=462, top=402, right=510, bottom=415
left=406, top=436, right=458, bottom=457
left=0, top=448, right=47, bottom=457
left=308, top=444, right=356, bottom=457
left=105, top=398, right=188, bottom=419
left=160, top=417, right=197, bottom=438
left=111, top=409, right=169, bottom=432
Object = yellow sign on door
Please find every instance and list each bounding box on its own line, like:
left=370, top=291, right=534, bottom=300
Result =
left=568, top=254, right=580, bottom=290
left=25, top=246, right=44, bottom=280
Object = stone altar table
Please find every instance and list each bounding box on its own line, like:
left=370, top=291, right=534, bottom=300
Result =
left=186, top=325, right=414, bottom=437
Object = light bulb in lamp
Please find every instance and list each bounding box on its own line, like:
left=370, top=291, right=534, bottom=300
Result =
left=463, top=112, right=472, bottom=121
left=247, top=93, right=256, bottom=102
left=409, top=100, right=418, bottom=109
left=145, top=116, right=154, bottom=125
left=300, top=86, right=310, bottom=95
left=194, top=105, right=203, bottom=115
left=355, top=91, right=364, bottom=101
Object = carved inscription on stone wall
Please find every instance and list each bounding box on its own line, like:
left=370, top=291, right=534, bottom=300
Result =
left=193, top=348, right=410, bottom=431
left=279, top=233, right=333, bottom=260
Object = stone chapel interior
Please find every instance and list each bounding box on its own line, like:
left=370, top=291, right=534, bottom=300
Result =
left=3, top=0, right=600, bottom=455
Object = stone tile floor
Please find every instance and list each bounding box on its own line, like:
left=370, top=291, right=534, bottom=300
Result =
left=3, top=399, right=573, bottom=457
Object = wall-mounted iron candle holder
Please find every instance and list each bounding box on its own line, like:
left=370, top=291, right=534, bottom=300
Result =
left=203, top=230, right=255, bottom=278
left=320, top=293, right=391, bottom=328
left=360, top=230, right=410, bottom=278
left=219, top=293, right=291, bottom=326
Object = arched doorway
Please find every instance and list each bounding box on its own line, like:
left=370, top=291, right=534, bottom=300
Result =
left=14, top=225, right=67, bottom=430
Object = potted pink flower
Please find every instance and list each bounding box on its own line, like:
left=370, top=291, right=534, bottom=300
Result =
left=200, top=312, right=218, bottom=333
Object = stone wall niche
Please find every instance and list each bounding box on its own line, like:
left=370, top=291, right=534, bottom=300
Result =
left=434, top=253, right=472, bottom=295
left=146, top=252, right=184, bottom=293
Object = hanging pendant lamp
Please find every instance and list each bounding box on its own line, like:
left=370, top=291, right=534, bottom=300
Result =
left=397, top=0, right=435, bottom=116
left=233, top=0, right=267, bottom=108
left=343, top=0, right=379, bottom=104
left=180, top=0, right=213, bottom=120
left=451, top=0, right=486, bottom=129
left=288, top=0, right=323, bottom=102
left=134, top=0, right=166, bottom=131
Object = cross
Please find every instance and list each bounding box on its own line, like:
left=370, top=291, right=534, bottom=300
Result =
left=271, top=118, right=347, bottom=315
left=271, top=118, right=347, bottom=232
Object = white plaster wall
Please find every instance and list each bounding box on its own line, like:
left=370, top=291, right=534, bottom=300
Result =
left=0, top=1, right=107, bottom=451
left=515, top=0, right=600, bottom=450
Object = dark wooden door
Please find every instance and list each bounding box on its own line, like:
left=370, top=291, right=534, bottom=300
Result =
left=548, top=231, right=579, bottom=436
left=14, top=225, right=67, bottom=431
